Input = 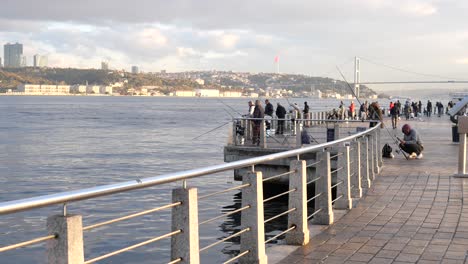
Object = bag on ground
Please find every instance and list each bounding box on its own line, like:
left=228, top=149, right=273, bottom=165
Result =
left=382, top=143, right=393, bottom=158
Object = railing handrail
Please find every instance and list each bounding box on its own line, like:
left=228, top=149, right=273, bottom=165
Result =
left=0, top=122, right=380, bottom=215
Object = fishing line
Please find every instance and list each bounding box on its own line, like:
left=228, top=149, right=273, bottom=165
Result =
left=192, top=121, right=230, bottom=140
left=336, top=66, right=408, bottom=159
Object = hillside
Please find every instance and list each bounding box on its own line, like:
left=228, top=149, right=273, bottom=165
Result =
left=0, top=67, right=377, bottom=97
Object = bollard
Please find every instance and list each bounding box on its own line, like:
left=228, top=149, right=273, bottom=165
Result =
left=240, top=171, right=267, bottom=264
left=46, top=215, right=84, bottom=264
left=286, top=160, right=310, bottom=245
left=171, top=188, right=200, bottom=264
left=334, top=146, right=352, bottom=209
left=361, top=137, right=371, bottom=189
left=313, top=151, right=334, bottom=225
left=350, top=140, right=362, bottom=198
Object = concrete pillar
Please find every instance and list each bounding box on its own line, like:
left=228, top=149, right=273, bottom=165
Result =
left=46, top=215, right=84, bottom=264
left=368, top=135, right=375, bottom=181
left=334, top=123, right=340, bottom=140
left=350, top=140, right=362, bottom=198
left=260, top=121, right=266, bottom=148
left=361, top=137, right=371, bottom=189
left=171, top=188, right=200, bottom=264
left=286, top=160, right=310, bottom=245
left=240, top=172, right=267, bottom=264
left=334, top=146, right=352, bottom=209
left=313, top=151, right=334, bottom=225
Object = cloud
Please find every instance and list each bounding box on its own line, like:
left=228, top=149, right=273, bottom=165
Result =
left=401, top=2, right=437, bottom=16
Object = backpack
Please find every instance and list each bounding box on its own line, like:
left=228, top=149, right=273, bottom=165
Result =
left=382, top=143, right=393, bottom=158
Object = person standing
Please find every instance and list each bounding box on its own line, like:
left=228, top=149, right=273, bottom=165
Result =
left=349, top=101, right=355, bottom=120
left=264, top=99, right=274, bottom=117
left=252, top=100, right=264, bottom=145
left=275, top=102, right=286, bottom=135
left=399, top=124, right=424, bottom=159
left=264, top=99, right=274, bottom=131
left=368, top=102, right=383, bottom=128
left=427, top=100, right=432, bottom=117
left=303, top=101, right=310, bottom=127
left=390, top=101, right=399, bottom=129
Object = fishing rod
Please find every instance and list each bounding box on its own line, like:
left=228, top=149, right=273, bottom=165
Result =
left=216, top=98, right=243, bottom=117
left=192, top=121, right=231, bottom=140
left=336, top=66, right=408, bottom=159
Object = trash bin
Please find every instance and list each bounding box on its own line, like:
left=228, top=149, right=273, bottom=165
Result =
left=452, top=125, right=460, bottom=142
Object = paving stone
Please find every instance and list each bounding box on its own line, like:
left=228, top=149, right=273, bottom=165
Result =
left=395, top=253, right=420, bottom=262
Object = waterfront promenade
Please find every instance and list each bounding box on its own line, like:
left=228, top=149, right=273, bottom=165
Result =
left=277, top=116, right=467, bottom=263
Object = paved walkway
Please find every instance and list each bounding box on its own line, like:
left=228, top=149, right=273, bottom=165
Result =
left=279, top=117, right=468, bottom=264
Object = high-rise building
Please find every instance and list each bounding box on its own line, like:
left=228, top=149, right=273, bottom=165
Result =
left=131, top=66, right=139, bottom=74
left=101, top=61, right=109, bottom=70
left=33, top=54, right=48, bottom=67
left=4, top=43, right=23, bottom=67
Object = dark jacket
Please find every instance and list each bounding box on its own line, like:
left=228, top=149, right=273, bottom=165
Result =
left=253, top=105, right=265, bottom=124
left=276, top=105, right=286, bottom=118
left=265, top=102, right=274, bottom=116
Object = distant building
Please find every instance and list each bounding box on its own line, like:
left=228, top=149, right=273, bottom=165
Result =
left=101, top=61, right=109, bottom=70
left=33, top=54, right=48, bottom=67
left=195, top=78, right=205, bottom=85
left=18, top=84, right=70, bottom=94
left=21, top=56, right=27, bottom=67
left=99, top=86, right=112, bottom=94
left=0, top=57, right=2, bottom=67
left=131, top=66, right=139, bottom=74
left=221, top=90, right=242, bottom=97
left=4, top=43, right=23, bottom=67
left=195, top=89, right=220, bottom=97
left=161, top=70, right=166, bottom=74
left=70, top=85, right=87, bottom=93
left=86, top=85, right=100, bottom=94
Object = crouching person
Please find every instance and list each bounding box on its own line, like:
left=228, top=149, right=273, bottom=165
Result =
left=399, top=124, right=424, bottom=159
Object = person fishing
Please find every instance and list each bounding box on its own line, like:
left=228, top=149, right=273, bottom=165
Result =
left=398, top=124, right=424, bottom=159
left=252, top=100, right=264, bottom=145
left=275, top=102, right=286, bottom=134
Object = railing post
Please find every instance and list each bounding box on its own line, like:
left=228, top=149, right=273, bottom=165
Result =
left=232, top=120, right=238, bottom=145
left=46, top=215, right=84, bottom=264
left=286, top=160, right=310, bottom=245
left=350, top=140, right=362, bottom=198
left=296, top=121, right=302, bottom=147
left=377, top=128, right=383, bottom=167
left=334, top=146, right=352, bottom=209
left=361, top=137, right=371, bottom=189
left=314, top=151, right=334, bottom=225
left=373, top=131, right=380, bottom=174
left=245, top=119, right=252, bottom=142
left=171, top=188, right=200, bottom=264
left=240, top=171, right=267, bottom=264
left=260, top=121, right=266, bottom=148
left=368, top=135, right=375, bottom=181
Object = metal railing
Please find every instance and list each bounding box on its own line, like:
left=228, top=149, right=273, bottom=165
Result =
left=0, top=119, right=383, bottom=264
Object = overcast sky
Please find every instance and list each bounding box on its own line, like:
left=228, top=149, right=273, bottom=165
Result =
left=1, top=0, right=468, bottom=92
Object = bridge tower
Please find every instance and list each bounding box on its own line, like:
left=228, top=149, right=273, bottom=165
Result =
left=354, top=56, right=360, bottom=98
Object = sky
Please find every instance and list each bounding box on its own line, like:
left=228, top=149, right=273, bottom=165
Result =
left=1, top=0, right=468, bottom=93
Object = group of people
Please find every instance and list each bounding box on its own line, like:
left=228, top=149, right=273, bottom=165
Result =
left=245, top=99, right=310, bottom=145
left=243, top=98, right=425, bottom=160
